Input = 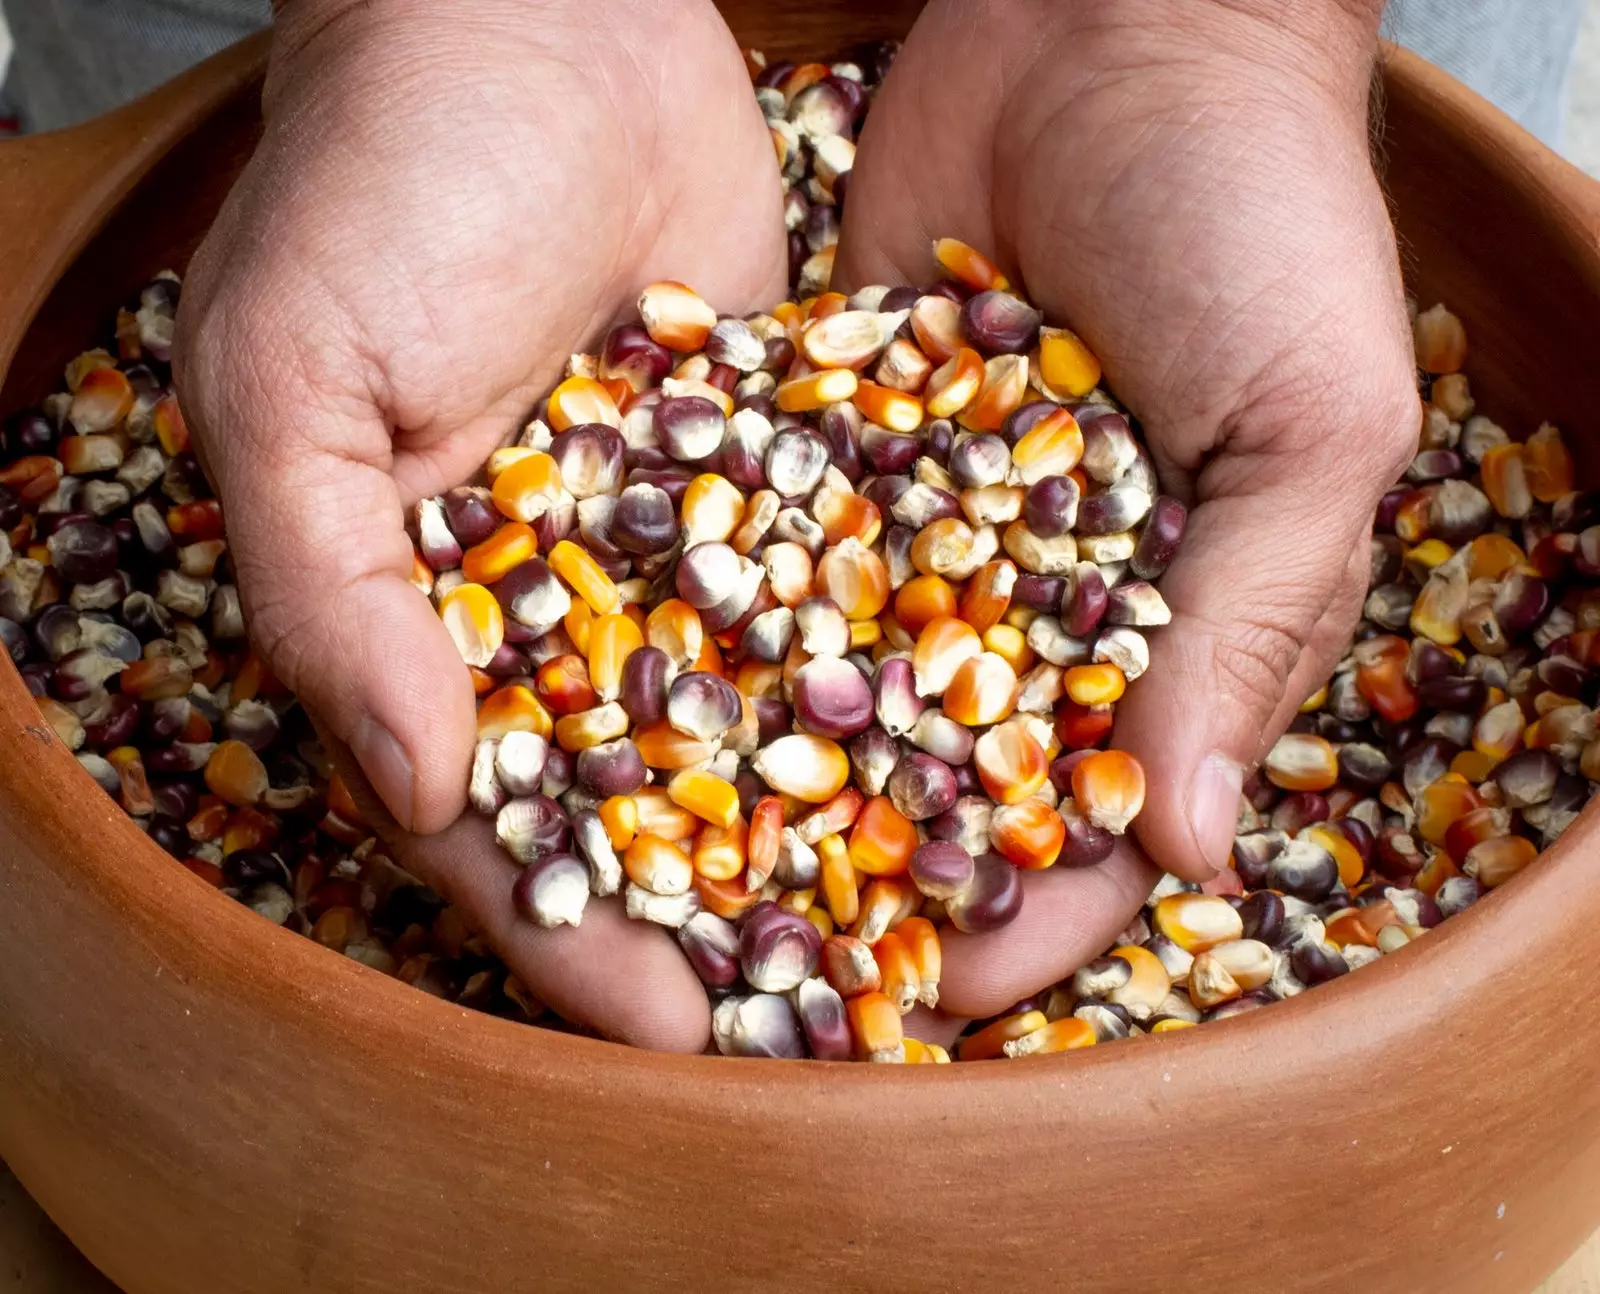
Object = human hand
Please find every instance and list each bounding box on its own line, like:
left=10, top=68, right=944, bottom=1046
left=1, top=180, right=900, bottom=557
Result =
left=837, top=0, right=1419, bottom=1019
left=175, top=0, right=785, bottom=1050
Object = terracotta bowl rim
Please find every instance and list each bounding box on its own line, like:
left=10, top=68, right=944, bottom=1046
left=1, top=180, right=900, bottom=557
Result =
left=3, top=36, right=1600, bottom=1096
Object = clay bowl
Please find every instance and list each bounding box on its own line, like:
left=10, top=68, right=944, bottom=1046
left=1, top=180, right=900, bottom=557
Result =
left=2, top=7, right=1600, bottom=1292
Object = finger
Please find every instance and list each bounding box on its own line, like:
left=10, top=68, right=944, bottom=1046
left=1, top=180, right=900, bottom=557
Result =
left=904, top=1004, right=965, bottom=1050
left=329, top=735, right=711, bottom=1053
left=1117, top=395, right=1415, bottom=882
left=175, top=278, right=477, bottom=837
left=936, top=843, right=1158, bottom=1020
left=1279, top=534, right=1371, bottom=717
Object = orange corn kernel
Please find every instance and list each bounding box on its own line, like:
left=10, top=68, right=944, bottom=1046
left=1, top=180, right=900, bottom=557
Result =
left=644, top=598, right=705, bottom=670
left=1415, top=776, right=1484, bottom=846
left=552, top=702, right=630, bottom=752
left=990, top=798, right=1066, bottom=869
left=777, top=367, right=859, bottom=412
left=1326, top=901, right=1399, bottom=949
left=815, top=538, right=889, bottom=619
left=562, top=599, right=595, bottom=656
left=637, top=280, right=718, bottom=350
left=486, top=446, right=537, bottom=480
left=819, top=833, right=860, bottom=925
left=911, top=615, right=982, bottom=697
left=1450, top=749, right=1500, bottom=783
left=692, top=814, right=749, bottom=881
left=1524, top=424, right=1574, bottom=502
left=910, top=294, right=964, bottom=364
left=1464, top=834, right=1538, bottom=887
left=944, top=652, right=1019, bottom=726
left=1055, top=698, right=1115, bottom=750
left=623, top=833, right=695, bottom=895
left=461, top=523, right=538, bottom=586
left=1010, top=407, right=1084, bottom=483
left=668, top=769, right=742, bottom=829
left=1414, top=849, right=1462, bottom=896
left=546, top=375, right=621, bottom=431
left=811, top=487, right=882, bottom=547
left=780, top=61, right=831, bottom=102
left=221, top=806, right=279, bottom=856
left=1393, top=488, right=1433, bottom=544
left=746, top=796, right=786, bottom=889
left=1063, top=662, right=1126, bottom=706
left=896, top=916, right=942, bottom=1009
left=958, top=1010, right=1049, bottom=1063
left=847, top=796, right=919, bottom=876
left=204, top=740, right=268, bottom=808
left=108, top=747, right=154, bottom=816
left=1354, top=637, right=1419, bottom=723
left=1263, top=733, right=1339, bottom=792
left=910, top=516, right=976, bottom=578
left=548, top=539, right=619, bottom=615
left=850, top=877, right=914, bottom=946
left=186, top=801, right=229, bottom=843
left=534, top=654, right=598, bottom=715
left=851, top=381, right=924, bottom=434
left=632, top=787, right=700, bottom=842
left=932, top=237, right=1009, bottom=292
left=1071, top=748, right=1146, bottom=834
left=1479, top=444, right=1532, bottom=519
left=896, top=573, right=959, bottom=635
left=956, top=355, right=1029, bottom=432
left=598, top=795, right=639, bottom=850
left=847, top=990, right=906, bottom=1063
left=1038, top=326, right=1102, bottom=398
left=872, top=930, right=921, bottom=1013
left=958, top=559, right=1017, bottom=634
left=632, top=719, right=720, bottom=770
left=923, top=347, right=985, bottom=418
left=902, top=1037, right=938, bottom=1064
left=477, top=683, right=553, bottom=740
left=1466, top=531, right=1527, bottom=580
left=975, top=721, right=1050, bottom=805
left=733, top=659, right=783, bottom=699
left=587, top=613, right=642, bottom=702
left=680, top=474, right=745, bottom=546
left=695, top=872, right=763, bottom=920
left=409, top=549, right=435, bottom=596
left=796, top=787, right=867, bottom=845
left=1303, top=823, right=1366, bottom=890
left=1005, top=1015, right=1098, bottom=1058
left=438, top=583, right=505, bottom=667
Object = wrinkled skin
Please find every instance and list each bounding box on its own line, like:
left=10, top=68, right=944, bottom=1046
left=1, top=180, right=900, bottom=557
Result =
left=177, top=0, right=1416, bottom=1048
left=838, top=0, right=1418, bottom=1022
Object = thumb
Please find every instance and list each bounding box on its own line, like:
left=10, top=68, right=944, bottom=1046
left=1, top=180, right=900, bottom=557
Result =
left=1115, top=392, right=1417, bottom=881
left=176, top=320, right=475, bottom=837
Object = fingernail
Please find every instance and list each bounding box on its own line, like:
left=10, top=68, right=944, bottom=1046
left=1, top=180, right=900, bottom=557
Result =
left=352, top=716, right=414, bottom=832
left=1186, top=753, right=1243, bottom=876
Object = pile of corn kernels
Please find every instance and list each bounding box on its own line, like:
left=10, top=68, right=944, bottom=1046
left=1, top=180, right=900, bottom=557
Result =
left=1, top=43, right=1595, bottom=1062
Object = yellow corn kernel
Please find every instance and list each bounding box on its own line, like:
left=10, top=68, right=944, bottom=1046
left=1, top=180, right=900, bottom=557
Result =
left=460, top=522, right=537, bottom=586
left=1038, top=326, right=1101, bottom=398
left=923, top=347, right=985, bottom=418
left=564, top=599, right=595, bottom=656
left=548, top=540, right=619, bottom=615
left=980, top=623, right=1033, bottom=675
left=476, top=684, right=552, bottom=740
left=804, top=905, right=835, bottom=940
left=1063, top=662, right=1126, bottom=706
left=668, top=769, right=742, bottom=829
left=776, top=367, right=858, bottom=412
left=815, top=538, right=889, bottom=620
left=681, top=474, right=745, bottom=546
left=598, top=795, right=638, bottom=850
left=553, top=702, right=629, bottom=752
left=438, top=583, right=504, bottom=668
left=1152, top=892, right=1244, bottom=953
left=819, top=833, right=859, bottom=926
left=491, top=451, right=567, bottom=523
left=944, top=651, right=1019, bottom=727
left=638, top=280, right=718, bottom=350
left=752, top=733, right=850, bottom=803
left=587, top=613, right=642, bottom=702
left=486, top=446, right=537, bottom=480
left=692, top=815, right=748, bottom=881
left=546, top=375, right=621, bottom=430
left=849, top=619, right=882, bottom=650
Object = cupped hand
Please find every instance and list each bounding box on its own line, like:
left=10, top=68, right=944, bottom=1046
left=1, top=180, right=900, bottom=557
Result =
left=837, top=0, right=1420, bottom=1018
left=175, top=0, right=785, bottom=1050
